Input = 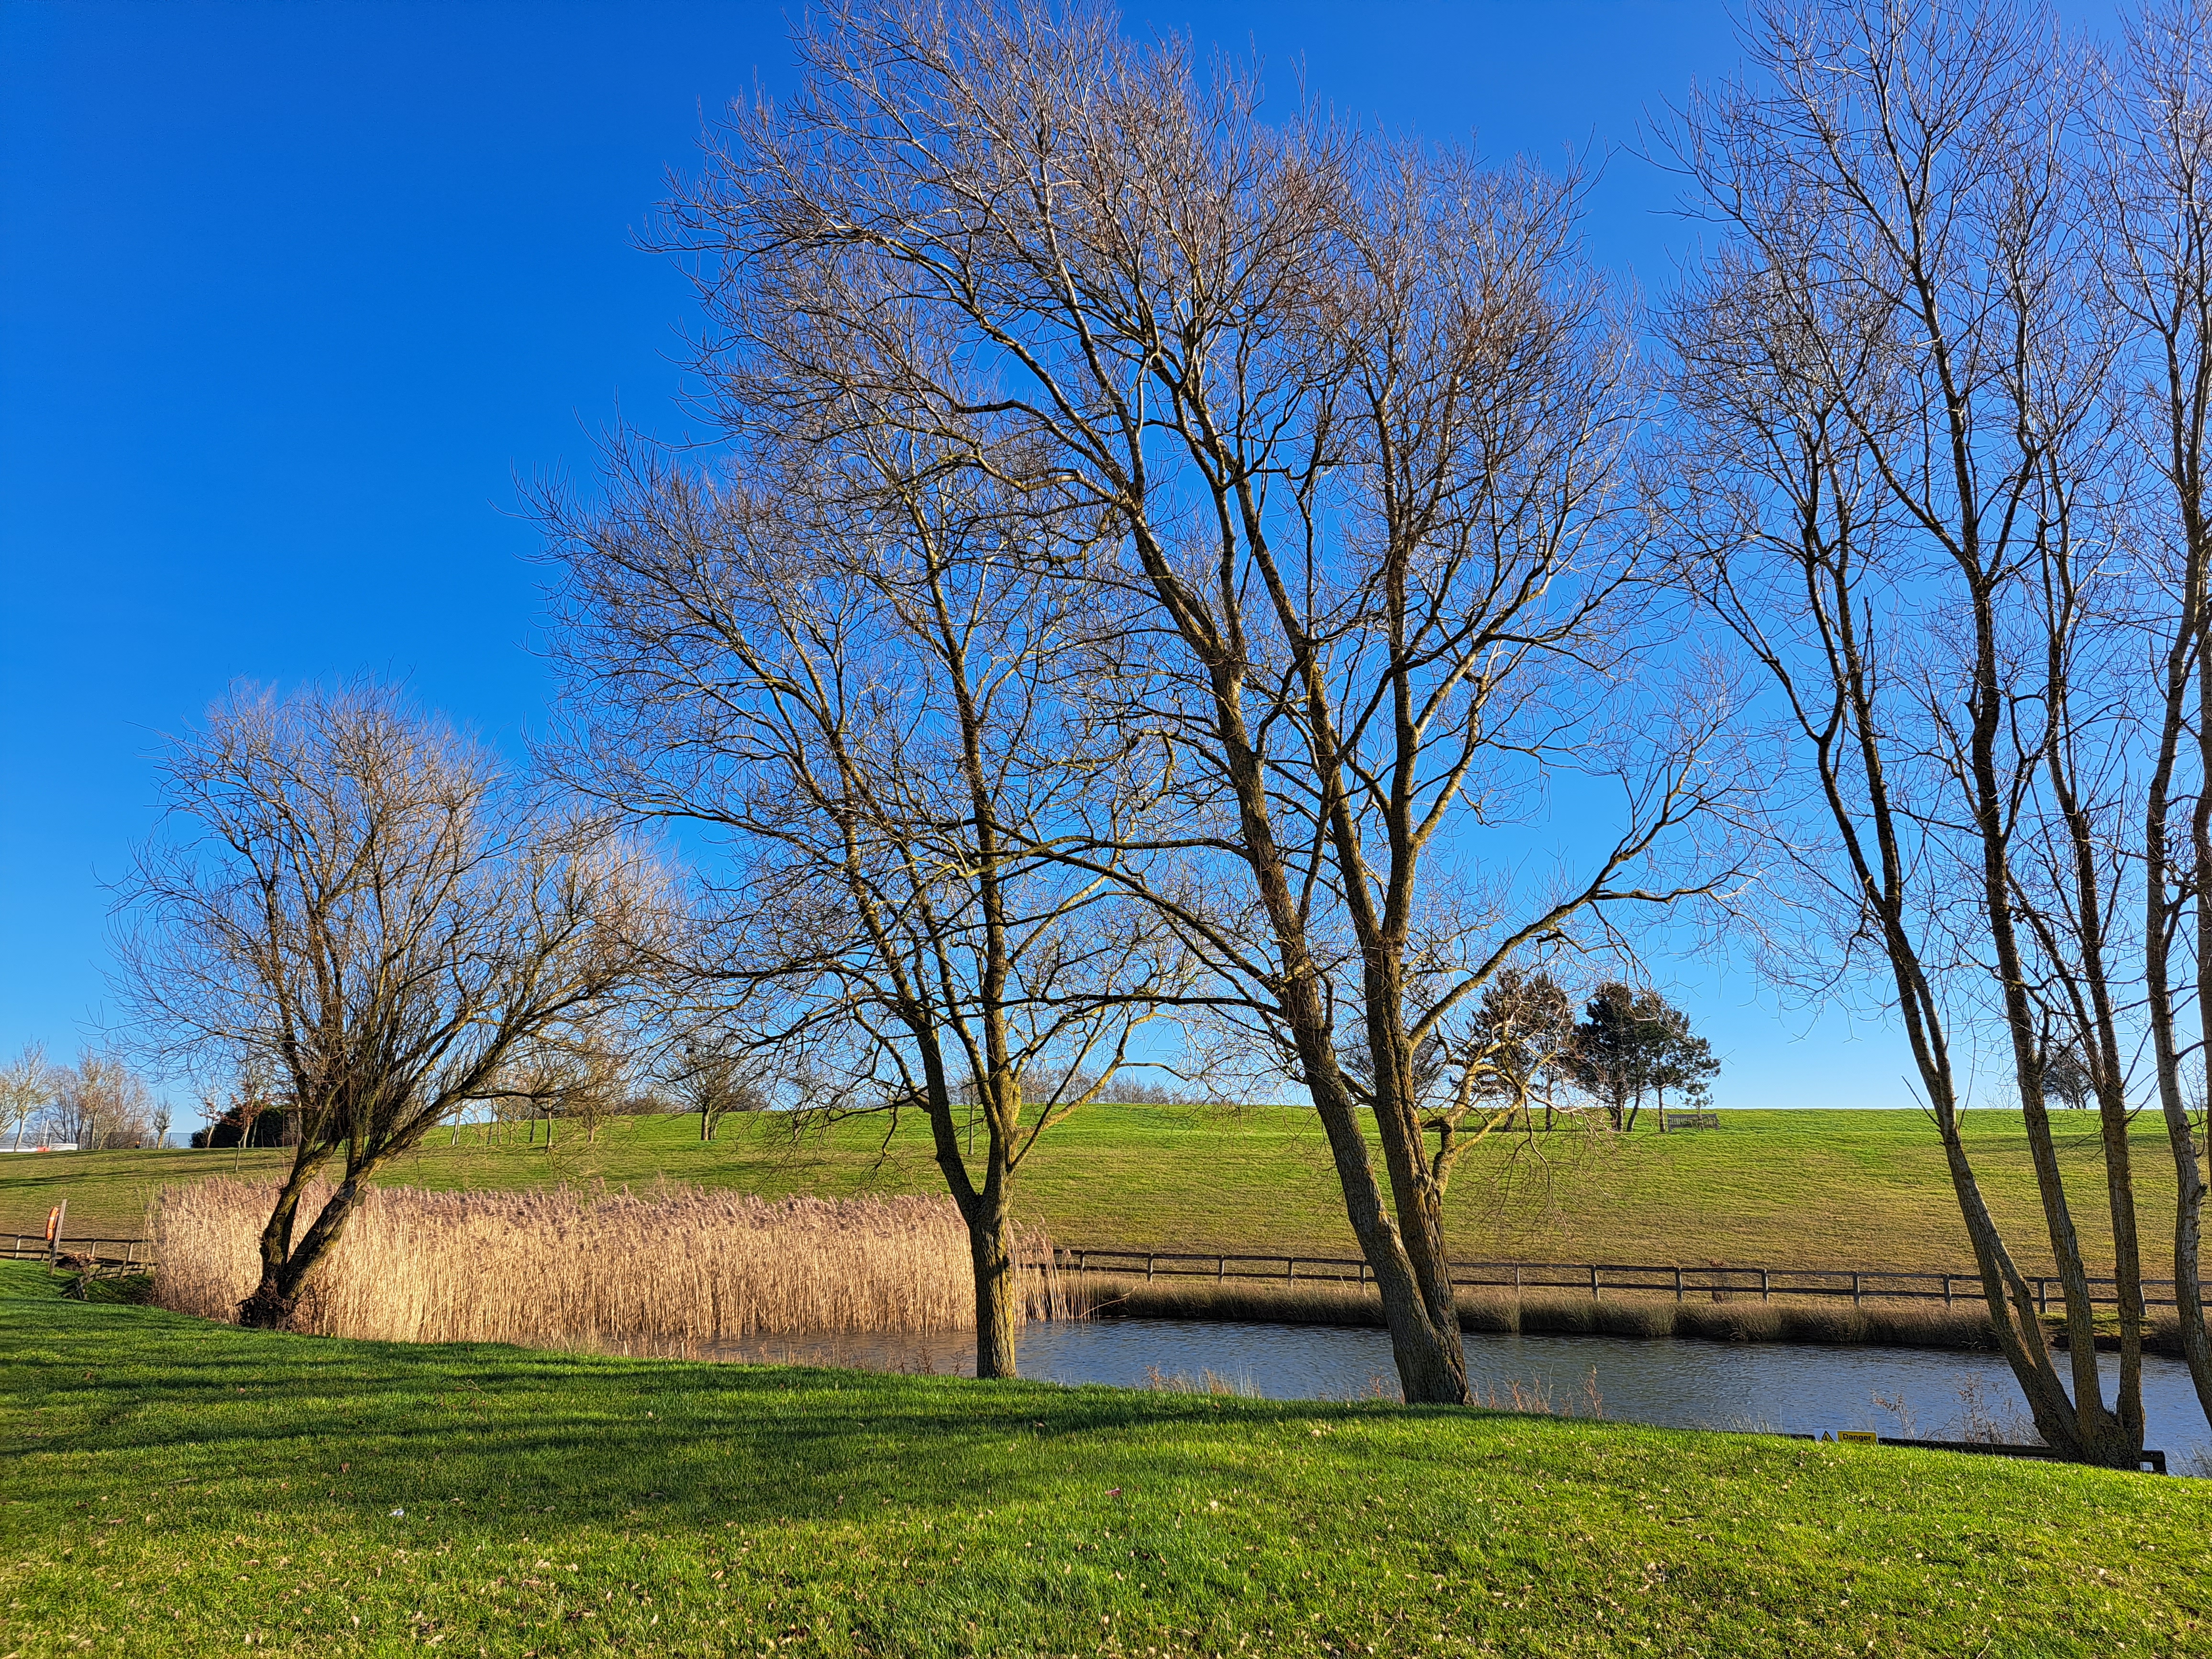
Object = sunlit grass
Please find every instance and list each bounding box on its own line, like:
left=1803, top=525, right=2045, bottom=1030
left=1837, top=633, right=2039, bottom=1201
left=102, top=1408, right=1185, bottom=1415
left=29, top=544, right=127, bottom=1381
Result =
left=4, top=1262, right=2209, bottom=1657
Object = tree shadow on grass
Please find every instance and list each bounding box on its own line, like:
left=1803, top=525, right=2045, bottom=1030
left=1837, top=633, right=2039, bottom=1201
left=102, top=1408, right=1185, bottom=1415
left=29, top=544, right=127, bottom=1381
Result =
left=4, top=1263, right=1491, bottom=1534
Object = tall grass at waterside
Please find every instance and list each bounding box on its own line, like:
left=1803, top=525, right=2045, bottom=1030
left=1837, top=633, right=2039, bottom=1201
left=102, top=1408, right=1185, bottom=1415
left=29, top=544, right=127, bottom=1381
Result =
left=1073, top=1274, right=2011, bottom=1351
left=152, top=1179, right=1062, bottom=1347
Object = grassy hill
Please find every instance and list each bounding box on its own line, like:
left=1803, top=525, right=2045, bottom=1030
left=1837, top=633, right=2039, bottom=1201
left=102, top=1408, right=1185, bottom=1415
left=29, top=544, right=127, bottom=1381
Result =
left=4, top=1105, right=2195, bottom=1275
left=3, top=1262, right=2206, bottom=1657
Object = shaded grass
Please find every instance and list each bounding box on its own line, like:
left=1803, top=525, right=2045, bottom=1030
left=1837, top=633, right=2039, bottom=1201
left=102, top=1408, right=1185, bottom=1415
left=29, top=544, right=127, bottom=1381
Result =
left=4, top=1262, right=2211, bottom=1657
left=6, top=1105, right=2202, bottom=1276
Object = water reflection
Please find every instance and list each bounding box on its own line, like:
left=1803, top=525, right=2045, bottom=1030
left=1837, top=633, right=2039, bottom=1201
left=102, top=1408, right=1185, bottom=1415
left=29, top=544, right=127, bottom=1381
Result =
left=697, top=1317, right=2211, bottom=1465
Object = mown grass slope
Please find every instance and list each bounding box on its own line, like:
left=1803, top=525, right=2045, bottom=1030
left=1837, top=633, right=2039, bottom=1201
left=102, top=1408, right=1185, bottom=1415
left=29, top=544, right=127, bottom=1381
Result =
left=3, top=1262, right=2207, bottom=1657
left=3, top=1106, right=2195, bottom=1274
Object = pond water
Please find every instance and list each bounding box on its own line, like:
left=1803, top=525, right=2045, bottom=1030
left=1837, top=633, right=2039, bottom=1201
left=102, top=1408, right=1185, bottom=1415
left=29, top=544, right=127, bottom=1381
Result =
left=697, top=1318, right=2212, bottom=1466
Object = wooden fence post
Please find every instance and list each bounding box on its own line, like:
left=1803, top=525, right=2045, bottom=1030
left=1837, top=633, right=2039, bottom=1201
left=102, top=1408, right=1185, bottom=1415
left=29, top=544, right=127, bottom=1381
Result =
left=1589, top=1263, right=1600, bottom=1302
left=1673, top=1266, right=1683, bottom=1303
left=1760, top=1267, right=1770, bottom=1304
left=1850, top=1272, right=1861, bottom=1307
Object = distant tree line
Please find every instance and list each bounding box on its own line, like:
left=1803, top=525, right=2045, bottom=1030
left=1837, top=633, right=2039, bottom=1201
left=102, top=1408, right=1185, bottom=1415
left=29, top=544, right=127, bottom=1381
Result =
left=1, top=1043, right=165, bottom=1151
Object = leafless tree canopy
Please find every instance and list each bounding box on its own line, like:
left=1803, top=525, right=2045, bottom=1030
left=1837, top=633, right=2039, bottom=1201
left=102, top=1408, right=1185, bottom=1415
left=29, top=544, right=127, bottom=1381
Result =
left=626, top=0, right=1748, bottom=1404
left=665, top=1040, right=770, bottom=1142
left=43, top=1049, right=161, bottom=1150
left=118, top=682, right=665, bottom=1327
left=1660, top=0, right=2212, bottom=1463
left=542, top=434, right=1193, bottom=1377
left=0, top=1043, right=57, bottom=1151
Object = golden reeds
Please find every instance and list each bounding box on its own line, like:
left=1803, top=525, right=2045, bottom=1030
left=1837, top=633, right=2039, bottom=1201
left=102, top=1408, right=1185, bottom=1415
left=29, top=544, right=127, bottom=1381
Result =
left=152, top=1178, right=1060, bottom=1348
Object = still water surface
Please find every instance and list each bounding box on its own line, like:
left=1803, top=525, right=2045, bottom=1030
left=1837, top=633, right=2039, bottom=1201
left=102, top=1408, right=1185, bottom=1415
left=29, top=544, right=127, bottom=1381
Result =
left=699, top=1318, right=2211, bottom=1463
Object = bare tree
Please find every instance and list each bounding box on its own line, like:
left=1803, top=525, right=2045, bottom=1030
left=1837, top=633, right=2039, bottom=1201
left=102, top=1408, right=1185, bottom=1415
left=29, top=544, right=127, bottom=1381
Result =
left=49, top=1050, right=160, bottom=1150
left=0, top=1043, right=55, bottom=1151
left=118, top=683, right=664, bottom=1327
left=669, top=1038, right=767, bottom=1142
left=542, top=440, right=1190, bottom=1378
left=194, top=1053, right=287, bottom=1166
left=484, top=1024, right=633, bottom=1149
left=1659, top=0, right=2189, bottom=1464
left=664, top=0, right=1744, bottom=1402
left=2090, top=0, right=2212, bottom=1431
left=2042, top=1042, right=2095, bottom=1112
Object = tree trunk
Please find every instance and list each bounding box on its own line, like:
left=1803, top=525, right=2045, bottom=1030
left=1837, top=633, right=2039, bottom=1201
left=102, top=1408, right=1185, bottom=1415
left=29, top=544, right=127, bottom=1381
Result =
left=238, top=1139, right=331, bottom=1327
left=2166, top=1111, right=2212, bottom=1427
left=1301, top=1062, right=1468, bottom=1405
left=238, top=1175, right=368, bottom=1330
left=969, top=1197, right=1018, bottom=1381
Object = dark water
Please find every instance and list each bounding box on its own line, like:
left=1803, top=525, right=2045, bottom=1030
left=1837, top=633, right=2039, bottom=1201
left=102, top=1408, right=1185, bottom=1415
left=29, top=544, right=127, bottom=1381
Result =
left=699, top=1318, right=2210, bottom=1466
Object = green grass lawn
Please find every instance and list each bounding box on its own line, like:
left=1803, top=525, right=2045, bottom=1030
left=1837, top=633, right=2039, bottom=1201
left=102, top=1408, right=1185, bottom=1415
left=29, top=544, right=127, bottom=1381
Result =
left=3, top=1106, right=2198, bottom=1274
left=3, top=1262, right=2208, bottom=1657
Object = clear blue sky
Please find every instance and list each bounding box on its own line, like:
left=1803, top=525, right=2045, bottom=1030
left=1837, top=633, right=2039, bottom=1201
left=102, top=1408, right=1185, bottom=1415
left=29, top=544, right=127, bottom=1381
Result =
left=2, top=0, right=1953, bottom=1107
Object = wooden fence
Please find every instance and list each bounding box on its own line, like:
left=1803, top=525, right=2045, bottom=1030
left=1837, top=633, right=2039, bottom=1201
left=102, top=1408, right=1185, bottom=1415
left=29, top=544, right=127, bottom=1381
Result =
left=3, top=1234, right=2186, bottom=1316
left=1053, top=1246, right=2184, bottom=1314
left=4, top=1235, right=154, bottom=1276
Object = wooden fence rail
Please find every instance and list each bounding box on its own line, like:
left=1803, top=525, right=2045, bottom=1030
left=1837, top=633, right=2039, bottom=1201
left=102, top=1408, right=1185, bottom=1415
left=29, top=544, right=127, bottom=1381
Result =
left=3, top=1235, right=2185, bottom=1317
left=4, top=1235, right=154, bottom=1275
left=1052, top=1246, right=2185, bottom=1314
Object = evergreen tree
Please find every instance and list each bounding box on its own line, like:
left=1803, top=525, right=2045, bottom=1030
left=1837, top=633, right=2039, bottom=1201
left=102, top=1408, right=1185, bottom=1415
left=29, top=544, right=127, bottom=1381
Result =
left=1569, top=983, right=1719, bottom=1131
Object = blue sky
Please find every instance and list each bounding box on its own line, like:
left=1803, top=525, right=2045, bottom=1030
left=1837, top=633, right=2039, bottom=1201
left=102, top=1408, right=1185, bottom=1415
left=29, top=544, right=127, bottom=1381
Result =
left=2, top=0, right=1950, bottom=1106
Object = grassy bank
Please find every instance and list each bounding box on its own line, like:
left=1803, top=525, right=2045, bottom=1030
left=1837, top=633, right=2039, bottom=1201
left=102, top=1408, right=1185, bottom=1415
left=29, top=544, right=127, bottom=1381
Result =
left=4, top=1264, right=2210, bottom=1657
left=1077, top=1276, right=2206, bottom=1358
left=1080, top=1277, right=2008, bottom=1349
left=5, top=1105, right=2200, bottom=1275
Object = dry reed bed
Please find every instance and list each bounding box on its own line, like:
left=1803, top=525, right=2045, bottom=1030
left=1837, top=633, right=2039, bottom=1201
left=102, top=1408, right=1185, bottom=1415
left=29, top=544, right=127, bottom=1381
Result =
left=154, top=1179, right=1059, bottom=1348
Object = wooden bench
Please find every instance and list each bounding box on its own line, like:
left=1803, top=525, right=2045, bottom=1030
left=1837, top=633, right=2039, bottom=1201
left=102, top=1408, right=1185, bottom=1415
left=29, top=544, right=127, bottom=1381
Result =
left=1662, top=1110, right=1720, bottom=1131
